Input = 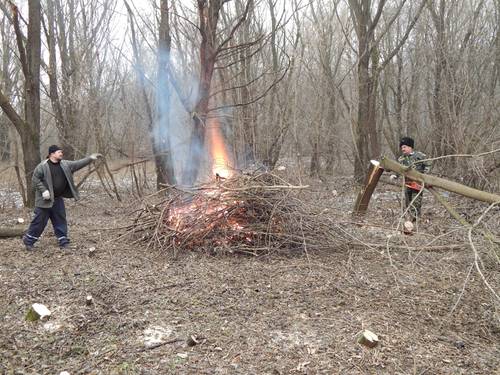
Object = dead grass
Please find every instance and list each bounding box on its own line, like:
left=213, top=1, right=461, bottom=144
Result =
left=0, top=175, right=498, bottom=374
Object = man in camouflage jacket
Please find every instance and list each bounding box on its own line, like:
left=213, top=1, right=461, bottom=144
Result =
left=391, top=137, right=432, bottom=221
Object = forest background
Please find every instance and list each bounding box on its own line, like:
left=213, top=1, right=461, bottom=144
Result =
left=0, top=0, right=499, bottom=205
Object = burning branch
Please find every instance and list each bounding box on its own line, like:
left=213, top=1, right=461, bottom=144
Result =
left=123, top=172, right=345, bottom=255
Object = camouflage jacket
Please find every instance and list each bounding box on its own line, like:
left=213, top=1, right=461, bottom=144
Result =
left=397, top=151, right=432, bottom=174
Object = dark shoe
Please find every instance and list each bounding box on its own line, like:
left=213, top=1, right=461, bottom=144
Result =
left=23, top=239, right=34, bottom=251
left=59, top=243, right=75, bottom=250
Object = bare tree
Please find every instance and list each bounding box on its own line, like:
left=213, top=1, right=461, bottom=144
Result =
left=347, top=0, right=427, bottom=182
left=181, top=0, right=253, bottom=185
left=155, top=0, right=176, bottom=186
left=0, top=12, right=18, bottom=160
left=306, top=0, right=347, bottom=176
left=0, top=0, right=41, bottom=207
left=124, top=0, right=177, bottom=189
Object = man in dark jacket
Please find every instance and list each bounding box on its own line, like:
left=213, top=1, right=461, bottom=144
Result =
left=23, top=145, right=102, bottom=250
left=390, top=137, right=432, bottom=221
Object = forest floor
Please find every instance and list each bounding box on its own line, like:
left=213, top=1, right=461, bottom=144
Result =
left=0, top=169, right=499, bottom=374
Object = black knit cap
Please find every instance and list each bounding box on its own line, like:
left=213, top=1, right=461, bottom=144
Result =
left=399, top=137, right=414, bottom=148
left=48, top=145, right=62, bottom=155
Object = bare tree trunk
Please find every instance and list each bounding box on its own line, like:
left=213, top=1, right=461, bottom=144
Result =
left=309, top=141, right=320, bottom=177
left=349, top=0, right=381, bottom=183
left=0, top=15, right=14, bottom=161
left=156, top=0, right=176, bottom=187
left=0, top=1, right=41, bottom=207
left=353, top=160, right=384, bottom=213
left=45, top=0, right=78, bottom=159
left=349, top=0, right=427, bottom=182
left=22, top=0, right=41, bottom=207
left=427, top=0, right=449, bottom=159
left=182, top=0, right=220, bottom=186
left=125, top=0, right=175, bottom=189
left=240, top=51, right=256, bottom=165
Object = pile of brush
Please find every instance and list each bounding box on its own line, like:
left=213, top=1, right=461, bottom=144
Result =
left=125, top=172, right=345, bottom=255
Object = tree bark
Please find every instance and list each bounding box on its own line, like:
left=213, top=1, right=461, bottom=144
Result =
left=0, top=2, right=41, bottom=207
left=349, top=0, right=382, bottom=183
left=124, top=0, right=175, bottom=189
left=156, top=0, right=176, bottom=187
left=181, top=0, right=220, bottom=186
left=348, top=0, right=428, bottom=183
left=0, top=226, right=25, bottom=238
left=353, top=160, right=385, bottom=213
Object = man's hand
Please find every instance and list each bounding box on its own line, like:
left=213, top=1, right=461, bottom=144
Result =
left=389, top=174, right=398, bottom=181
left=42, top=190, right=51, bottom=200
left=90, top=153, right=103, bottom=160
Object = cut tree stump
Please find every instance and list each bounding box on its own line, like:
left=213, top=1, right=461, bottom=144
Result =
left=357, top=329, right=379, bottom=348
left=25, top=303, right=51, bottom=321
left=353, top=160, right=385, bottom=214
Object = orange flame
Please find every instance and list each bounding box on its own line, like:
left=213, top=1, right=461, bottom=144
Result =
left=206, top=118, right=233, bottom=179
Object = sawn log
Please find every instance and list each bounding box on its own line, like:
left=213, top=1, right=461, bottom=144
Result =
left=0, top=226, right=25, bottom=238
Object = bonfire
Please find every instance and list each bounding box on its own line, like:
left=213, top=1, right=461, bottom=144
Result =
left=125, top=119, right=345, bottom=255
left=128, top=172, right=346, bottom=255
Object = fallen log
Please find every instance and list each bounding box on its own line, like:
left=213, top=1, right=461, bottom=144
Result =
left=380, top=157, right=500, bottom=204
left=0, top=226, right=25, bottom=237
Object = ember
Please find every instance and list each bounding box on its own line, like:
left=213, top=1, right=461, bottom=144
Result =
left=126, top=172, right=346, bottom=255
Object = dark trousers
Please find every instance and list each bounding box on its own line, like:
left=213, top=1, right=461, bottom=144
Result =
left=405, top=188, right=423, bottom=221
left=23, top=197, right=69, bottom=246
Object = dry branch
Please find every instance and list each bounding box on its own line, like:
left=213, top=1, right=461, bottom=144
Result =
left=122, top=172, right=346, bottom=255
left=352, top=242, right=466, bottom=252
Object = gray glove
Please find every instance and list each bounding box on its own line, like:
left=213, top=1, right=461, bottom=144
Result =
left=90, top=153, right=103, bottom=160
left=42, top=190, right=51, bottom=200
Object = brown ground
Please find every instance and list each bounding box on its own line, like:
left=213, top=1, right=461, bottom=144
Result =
left=0, top=174, right=499, bottom=374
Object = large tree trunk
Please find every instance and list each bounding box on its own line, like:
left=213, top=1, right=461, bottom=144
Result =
left=349, top=0, right=381, bottom=183
left=156, top=0, right=176, bottom=187
left=22, top=0, right=42, bottom=207
left=182, top=0, right=219, bottom=186
left=0, top=1, right=41, bottom=207
left=428, top=0, right=452, bottom=161
left=125, top=0, right=176, bottom=189
left=349, top=0, right=427, bottom=183
left=353, top=40, right=375, bottom=183
left=45, top=0, right=78, bottom=160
